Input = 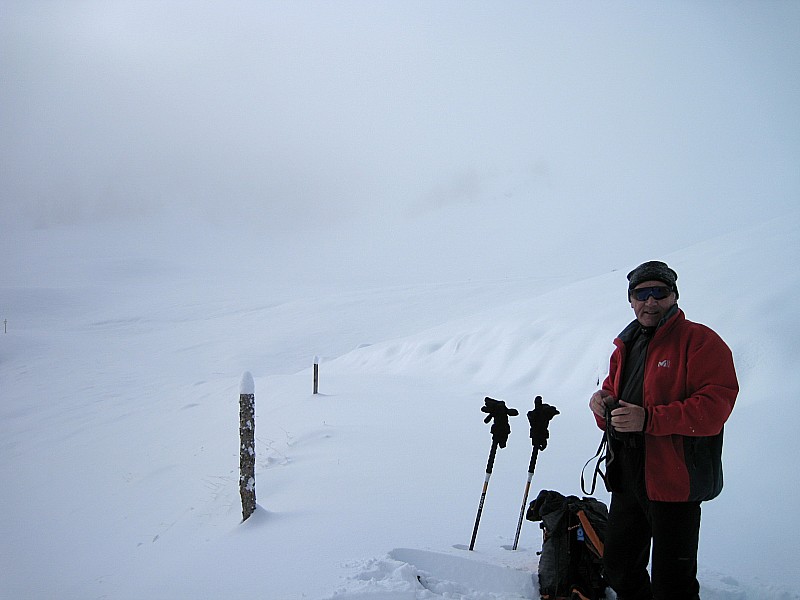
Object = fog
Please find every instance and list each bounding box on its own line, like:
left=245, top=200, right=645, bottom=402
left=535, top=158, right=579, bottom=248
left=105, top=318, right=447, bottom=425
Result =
left=2, top=5, right=800, bottom=596
left=2, top=1, right=798, bottom=244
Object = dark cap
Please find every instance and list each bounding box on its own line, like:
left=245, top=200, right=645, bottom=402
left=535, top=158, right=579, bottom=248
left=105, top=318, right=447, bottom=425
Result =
left=627, top=260, right=679, bottom=299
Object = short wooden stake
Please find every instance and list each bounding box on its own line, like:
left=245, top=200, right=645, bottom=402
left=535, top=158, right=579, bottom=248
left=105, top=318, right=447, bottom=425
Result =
left=313, top=356, right=319, bottom=395
left=239, top=372, right=256, bottom=521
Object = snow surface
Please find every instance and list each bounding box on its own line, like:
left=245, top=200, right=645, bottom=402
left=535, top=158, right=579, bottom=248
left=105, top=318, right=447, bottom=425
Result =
left=1, top=208, right=799, bottom=600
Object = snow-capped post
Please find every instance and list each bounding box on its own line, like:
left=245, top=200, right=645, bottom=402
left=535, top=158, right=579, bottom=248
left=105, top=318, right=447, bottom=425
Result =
left=313, top=355, right=319, bottom=395
left=239, top=371, right=256, bottom=522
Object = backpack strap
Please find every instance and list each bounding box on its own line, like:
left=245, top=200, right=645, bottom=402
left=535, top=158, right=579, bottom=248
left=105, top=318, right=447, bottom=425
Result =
left=575, top=509, right=604, bottom=558
left=581, top=432, right=611, bottom=496
left=581, top=407, right=617, bottom=496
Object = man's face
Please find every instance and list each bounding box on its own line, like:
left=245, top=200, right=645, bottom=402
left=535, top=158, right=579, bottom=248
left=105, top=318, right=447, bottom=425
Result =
left=630, top=280, right=677, bottom=327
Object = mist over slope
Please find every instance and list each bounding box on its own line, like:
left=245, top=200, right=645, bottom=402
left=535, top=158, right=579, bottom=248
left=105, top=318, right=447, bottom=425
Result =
left=1, top=208, right=799, bottom=598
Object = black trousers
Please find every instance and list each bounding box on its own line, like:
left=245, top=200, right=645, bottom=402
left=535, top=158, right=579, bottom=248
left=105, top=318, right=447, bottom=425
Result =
left=604, top=488, right=702, bottom=600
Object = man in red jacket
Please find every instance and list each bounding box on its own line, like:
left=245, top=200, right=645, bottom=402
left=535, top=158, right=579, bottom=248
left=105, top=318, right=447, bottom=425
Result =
left=589, top=261, right=738, bottom=600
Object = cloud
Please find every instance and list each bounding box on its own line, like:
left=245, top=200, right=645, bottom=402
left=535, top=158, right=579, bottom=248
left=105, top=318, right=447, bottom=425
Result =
left=1, top=1, right=798, bottom=234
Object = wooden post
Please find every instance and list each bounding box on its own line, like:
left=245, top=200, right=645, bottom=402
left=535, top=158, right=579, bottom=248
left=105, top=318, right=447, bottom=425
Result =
left=313, top=355, right=319, bottom=395
left=239, top=371, right=256, bottom=521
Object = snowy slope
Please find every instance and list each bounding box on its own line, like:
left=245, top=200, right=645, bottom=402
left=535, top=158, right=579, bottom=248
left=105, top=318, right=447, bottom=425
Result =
left=1, top=210, right=799, bottom=599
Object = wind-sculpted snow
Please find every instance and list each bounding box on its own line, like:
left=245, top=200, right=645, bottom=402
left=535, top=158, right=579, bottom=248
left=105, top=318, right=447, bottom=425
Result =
left=326, top=548, right=535, bottom=599
left=324, top=548, right=798, bottom=600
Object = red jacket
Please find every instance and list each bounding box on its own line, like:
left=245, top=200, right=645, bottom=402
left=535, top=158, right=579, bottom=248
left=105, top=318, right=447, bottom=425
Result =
left=596, top=308, right=738, bottom=502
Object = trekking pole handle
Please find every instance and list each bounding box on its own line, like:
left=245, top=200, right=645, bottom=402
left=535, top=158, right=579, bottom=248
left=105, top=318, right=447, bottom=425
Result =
left=527, top=447, right=540, bottom=477
left=485, top=439, right=499, bottom=474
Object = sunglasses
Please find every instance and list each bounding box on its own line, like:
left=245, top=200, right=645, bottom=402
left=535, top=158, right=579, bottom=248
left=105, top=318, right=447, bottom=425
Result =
left=631, top=286, right=672, bottom=301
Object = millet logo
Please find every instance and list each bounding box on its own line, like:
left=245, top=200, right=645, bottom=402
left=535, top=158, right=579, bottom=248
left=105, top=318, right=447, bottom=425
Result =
left=657, top=360, right=671, bottom=368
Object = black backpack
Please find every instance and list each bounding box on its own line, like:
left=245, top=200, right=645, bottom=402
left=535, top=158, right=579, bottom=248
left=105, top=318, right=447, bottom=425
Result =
left=526, top=489, right=609, bottom=600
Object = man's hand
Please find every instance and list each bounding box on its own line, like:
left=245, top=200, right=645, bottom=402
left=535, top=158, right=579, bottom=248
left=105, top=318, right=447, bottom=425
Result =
left=610, top=400, right=646, bottom=433
left=589, top=390, right=615, bottom=417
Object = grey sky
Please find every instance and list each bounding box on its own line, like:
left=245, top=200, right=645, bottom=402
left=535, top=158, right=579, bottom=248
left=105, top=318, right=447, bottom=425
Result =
left=2, top=1, right=799, bottom=234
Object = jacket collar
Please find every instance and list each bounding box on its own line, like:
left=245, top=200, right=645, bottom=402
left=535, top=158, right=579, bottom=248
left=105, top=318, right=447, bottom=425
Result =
left=617, top=304, right=681, bottom=344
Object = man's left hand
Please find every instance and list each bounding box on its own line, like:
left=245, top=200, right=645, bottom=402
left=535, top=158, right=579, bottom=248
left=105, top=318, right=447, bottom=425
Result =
left=610, top=400, right=647, bottom=433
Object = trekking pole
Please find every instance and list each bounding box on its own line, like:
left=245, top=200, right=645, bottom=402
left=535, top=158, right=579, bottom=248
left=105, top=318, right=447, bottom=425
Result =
left=469, top=397, right=518, bottom=551
left=511, top=396, right=559, bottom=550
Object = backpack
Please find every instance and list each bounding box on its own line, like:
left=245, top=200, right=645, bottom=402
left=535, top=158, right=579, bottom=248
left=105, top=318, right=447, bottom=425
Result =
left=526, top=489, right=609, bottom=600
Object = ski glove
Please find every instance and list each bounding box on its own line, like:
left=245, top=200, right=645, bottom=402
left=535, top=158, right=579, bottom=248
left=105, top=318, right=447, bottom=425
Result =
left=482, top=397, right=519, bottom=448
left=528, top=396, right=559, bottom=450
